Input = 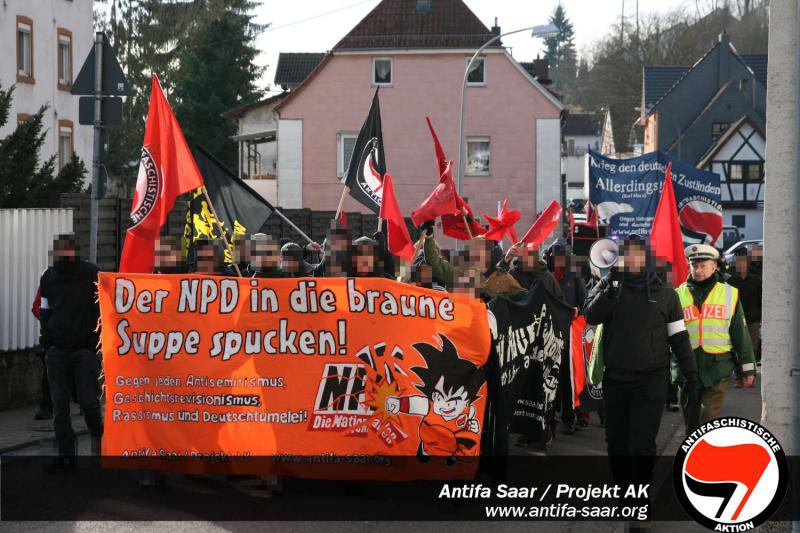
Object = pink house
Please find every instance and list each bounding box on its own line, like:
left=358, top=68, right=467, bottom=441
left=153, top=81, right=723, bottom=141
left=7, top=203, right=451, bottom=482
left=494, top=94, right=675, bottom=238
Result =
left=248, top=0, right=563, bottom=239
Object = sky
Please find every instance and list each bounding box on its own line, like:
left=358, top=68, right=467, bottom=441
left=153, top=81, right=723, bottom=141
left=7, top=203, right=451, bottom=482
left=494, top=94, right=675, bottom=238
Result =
left=252, top=0, right=694, bottom=94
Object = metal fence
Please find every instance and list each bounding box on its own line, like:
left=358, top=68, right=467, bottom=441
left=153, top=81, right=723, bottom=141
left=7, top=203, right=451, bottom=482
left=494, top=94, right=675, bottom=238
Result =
left=0, top=209, right=73, bottom=351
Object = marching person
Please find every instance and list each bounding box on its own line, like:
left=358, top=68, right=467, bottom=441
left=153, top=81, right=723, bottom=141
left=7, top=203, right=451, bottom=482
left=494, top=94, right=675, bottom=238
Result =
left=496, top=242, right=563, bottom=301
left=39, top=235, right=104, bottom=466
left=674, top=244, right=756, bottom=433
left=250, top=234, right=284, bottom=278
left=280, top=242, right=307, bottom=277
left=584, top=234, right=698, bottom=487
left=727, top=247, right=762, bottom=373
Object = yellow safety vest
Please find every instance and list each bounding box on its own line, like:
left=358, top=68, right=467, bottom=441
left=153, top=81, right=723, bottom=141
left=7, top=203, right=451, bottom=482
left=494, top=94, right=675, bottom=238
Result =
left=676, top=282, right=738, bottom=354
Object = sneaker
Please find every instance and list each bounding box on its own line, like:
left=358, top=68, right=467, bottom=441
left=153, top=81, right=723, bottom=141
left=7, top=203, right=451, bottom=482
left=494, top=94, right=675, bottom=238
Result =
left=34, top=408, right=53, bottom=420
left=667, top=402, right=680, bottom=412
left=562, top=421, right=576, bottom=435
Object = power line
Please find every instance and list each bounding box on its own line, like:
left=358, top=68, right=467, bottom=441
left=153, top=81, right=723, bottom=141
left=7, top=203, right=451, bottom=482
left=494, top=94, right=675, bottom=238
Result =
left=263, top=0, right=378, bottom=33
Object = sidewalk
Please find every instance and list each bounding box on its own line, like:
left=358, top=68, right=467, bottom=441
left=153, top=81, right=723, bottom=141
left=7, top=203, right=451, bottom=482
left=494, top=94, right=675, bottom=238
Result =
left=0, top=403, right=88, bottom=454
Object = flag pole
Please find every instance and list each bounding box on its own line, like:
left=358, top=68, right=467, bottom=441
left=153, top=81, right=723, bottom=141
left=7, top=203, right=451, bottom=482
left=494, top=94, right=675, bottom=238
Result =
left=201, top=185, right=242, bottom=277
left=334, top=185, right=349, bottom=222
left=462, top=214, right=474, bottom=239
left=273, top=209, right=314, bottom=244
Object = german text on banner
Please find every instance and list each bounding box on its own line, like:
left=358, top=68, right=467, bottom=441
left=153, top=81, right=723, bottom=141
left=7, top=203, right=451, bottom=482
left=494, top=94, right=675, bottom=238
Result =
left=98, top=273, right=490, bottom=479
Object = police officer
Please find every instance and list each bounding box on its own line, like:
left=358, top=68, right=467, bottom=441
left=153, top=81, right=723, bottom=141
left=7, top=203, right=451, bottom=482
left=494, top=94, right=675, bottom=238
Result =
left=674, top=244, right=756, bottom=433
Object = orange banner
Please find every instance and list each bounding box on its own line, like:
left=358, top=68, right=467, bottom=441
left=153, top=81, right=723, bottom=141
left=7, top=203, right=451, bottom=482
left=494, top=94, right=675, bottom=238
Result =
left=98, top=273, right=490, bottom=478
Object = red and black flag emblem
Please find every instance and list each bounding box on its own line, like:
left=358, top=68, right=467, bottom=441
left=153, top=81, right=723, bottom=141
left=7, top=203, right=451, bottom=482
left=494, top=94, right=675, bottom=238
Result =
left=344, top=90, right=386, bottom=214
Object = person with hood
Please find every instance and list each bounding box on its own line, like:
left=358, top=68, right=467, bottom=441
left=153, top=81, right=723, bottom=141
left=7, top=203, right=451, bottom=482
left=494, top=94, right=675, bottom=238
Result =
left=39, top=234, right=103, bottom=465
left=727, top=247, right=762, bottom=373
left=352, top=236, right=394, bottom=278
left=674, top=244, right=755, bottom=433
left=544, top=239, right=585, bottom=434
left=280, top=242, right=308, bottom=277
left=309, top=225, right=351, bottom=278
left=584, top=234, right=698, bottom=488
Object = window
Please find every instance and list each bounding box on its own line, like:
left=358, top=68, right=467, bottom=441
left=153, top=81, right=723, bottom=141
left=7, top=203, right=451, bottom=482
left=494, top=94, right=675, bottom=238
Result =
left=466, top=136, right=490, bottom=176
left=466, top=57, right=485, bottom=86
left=16, top=113, right=32, bottom=126
left=728, top=162, right=762, bottom=182
left=372, top=58, right=392, bottom=86
left=732, top=215, right=746, bottom=228
left=57, top=28, right=73, bottom=90
left=58, top=120, right=74, bottom=170
left=711, top=122, right=729, bottom=141
left=337, top=132, right=359, bottom=179
left=17, top=16, right=34, bottom=83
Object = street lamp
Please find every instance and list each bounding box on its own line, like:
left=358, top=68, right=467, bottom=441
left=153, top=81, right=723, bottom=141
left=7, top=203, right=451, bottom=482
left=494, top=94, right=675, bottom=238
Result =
left=456, top=23, right=559, bottom=197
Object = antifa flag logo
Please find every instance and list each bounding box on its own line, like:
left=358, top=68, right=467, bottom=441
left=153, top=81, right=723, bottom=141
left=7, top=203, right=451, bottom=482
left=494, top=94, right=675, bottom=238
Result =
left=355, top=137, right=385, bottom=208
left=672, top=417, right=788, bottom=531
left=130, top=147, right=162, bottom=229
left=679, top=199, right=722, bottom=247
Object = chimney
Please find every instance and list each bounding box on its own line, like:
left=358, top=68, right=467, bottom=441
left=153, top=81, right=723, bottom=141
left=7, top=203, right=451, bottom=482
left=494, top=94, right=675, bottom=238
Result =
left=491, top=17, right=501, bottom=36
left=534, top=58, right=551, bottom=85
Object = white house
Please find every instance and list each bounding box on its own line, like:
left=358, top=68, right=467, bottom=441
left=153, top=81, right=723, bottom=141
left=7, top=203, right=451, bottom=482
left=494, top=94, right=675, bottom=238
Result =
left=0, top=0, right=94, bottom=177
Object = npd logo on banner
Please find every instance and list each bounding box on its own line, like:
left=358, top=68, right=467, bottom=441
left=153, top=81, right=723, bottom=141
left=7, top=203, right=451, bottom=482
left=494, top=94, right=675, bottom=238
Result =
left=673, top=417, right=788, bottom=531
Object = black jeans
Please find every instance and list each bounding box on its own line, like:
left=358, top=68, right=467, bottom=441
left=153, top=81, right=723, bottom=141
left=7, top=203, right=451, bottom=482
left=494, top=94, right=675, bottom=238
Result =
left=35, top=346, right=52, bottom=411
left=46, top=348, right=103, bottom=456
left=602, top=370, right=667, bottom=487
left=558, top=357, right=575, bottom=425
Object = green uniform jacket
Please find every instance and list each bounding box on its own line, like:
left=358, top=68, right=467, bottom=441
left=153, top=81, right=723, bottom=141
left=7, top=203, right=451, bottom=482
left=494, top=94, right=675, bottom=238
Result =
left=671, top=271, right=756, bottom=388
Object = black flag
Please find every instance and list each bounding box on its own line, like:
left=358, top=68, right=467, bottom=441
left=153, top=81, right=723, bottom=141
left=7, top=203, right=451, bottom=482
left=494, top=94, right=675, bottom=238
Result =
left=344, top=90, right=386, bottom=214
left=183, top=146, right=274, bottom=264
left=488, top=284, right=573, bottom=441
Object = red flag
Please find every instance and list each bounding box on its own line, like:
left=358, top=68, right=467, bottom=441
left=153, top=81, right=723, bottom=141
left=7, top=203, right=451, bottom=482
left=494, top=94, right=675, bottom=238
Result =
left=339, top=210, right=348, bottom=228
left=426, top=116, right=447, bottom=177
left=651, top=163, right=688, bottom=287
left=379, top=174, right=414, bottom=260
left=441, top=197, right=486, bottom=240
left=570, top=316, right=588, bottom=409
left=411, top=160, right=459, bottom=226
left=483, top=199, right=520, bottom=243
left=586, top=201, right=598, bottom=231
left=521, top=200, right=562, bottom=249
left=119, top=76, right=204, bottom=272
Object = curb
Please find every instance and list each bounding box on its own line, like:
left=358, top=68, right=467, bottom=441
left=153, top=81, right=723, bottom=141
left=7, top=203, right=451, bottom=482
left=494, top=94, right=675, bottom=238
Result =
left=0, top=428, right=89, bottom=455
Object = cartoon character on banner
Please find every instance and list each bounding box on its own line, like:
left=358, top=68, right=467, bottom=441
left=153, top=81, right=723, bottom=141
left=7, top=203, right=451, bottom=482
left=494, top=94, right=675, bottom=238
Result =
left=384, top=334, right=484, bottom=466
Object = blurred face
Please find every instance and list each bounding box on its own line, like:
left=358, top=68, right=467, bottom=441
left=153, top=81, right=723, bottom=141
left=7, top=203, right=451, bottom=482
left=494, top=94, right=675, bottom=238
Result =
left=453, top=269, right=480, bottom=299
left=328, top=233, right=350, bottom=254
left=353, top=247, right=376, bottom=276
left=155, top=240, right=181, bottom=271
left=467, top=240, right=491, bottom=271
left=554, top=255, right=567, bottom=270
left=53, top=238, right=78, bottom=262
left=196, top=245, right=218, bottom=274
left=689, top=259, right=717, bottom=282
left=735, top=255, right=749, bottom=276
left=621, top=243, right=646, bottom=274
left=251, top=240, right=280, bottom=271
left=517, top=246, right=538, bottom=270
left=281, top=256, right=301, bottom=274
left=412, top=264, right=434, bottom=287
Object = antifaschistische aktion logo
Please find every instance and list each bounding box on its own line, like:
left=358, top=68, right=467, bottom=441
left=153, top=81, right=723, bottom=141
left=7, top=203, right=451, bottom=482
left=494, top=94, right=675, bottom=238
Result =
left=673, top=417, right=788, bottom=531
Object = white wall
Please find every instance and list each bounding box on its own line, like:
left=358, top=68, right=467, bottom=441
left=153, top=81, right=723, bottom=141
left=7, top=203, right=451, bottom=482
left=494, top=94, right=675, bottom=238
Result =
left=0, top=0, right=94, bottom=184
left=276, top=119, right=303, bottom=208
left=536, top=118, right=561, bottom=213
left=0, top=209, right=73, bottom=351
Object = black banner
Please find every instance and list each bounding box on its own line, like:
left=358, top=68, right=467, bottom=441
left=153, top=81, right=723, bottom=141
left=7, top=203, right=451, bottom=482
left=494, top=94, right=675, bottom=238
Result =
left=344, top=90, right=386, bottom=214
left=183, top=146, right=274, bottom=263
left=489, top=284, right=573, bottom=440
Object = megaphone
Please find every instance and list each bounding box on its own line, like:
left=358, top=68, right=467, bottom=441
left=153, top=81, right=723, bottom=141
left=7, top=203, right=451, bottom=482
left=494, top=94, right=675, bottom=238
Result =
left=589, top=238, right=619, bottom=279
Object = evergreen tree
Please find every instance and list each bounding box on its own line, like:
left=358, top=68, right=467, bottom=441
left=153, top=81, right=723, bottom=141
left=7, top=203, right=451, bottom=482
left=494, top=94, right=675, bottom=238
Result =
left=0, top=85, right=86, bottom=208
left=544, top=3, right=577, bottom=98
left=171, top=0, right=265, bottom=169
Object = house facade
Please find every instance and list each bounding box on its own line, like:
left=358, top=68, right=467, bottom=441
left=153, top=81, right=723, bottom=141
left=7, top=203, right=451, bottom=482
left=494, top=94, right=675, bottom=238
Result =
left=233, top=0, right=563, bottom=235
left=640, top=33, right=767, bottom=239
left=0, top=0, right=93, bottom=177
left=561, top=112, right=601, bottom=203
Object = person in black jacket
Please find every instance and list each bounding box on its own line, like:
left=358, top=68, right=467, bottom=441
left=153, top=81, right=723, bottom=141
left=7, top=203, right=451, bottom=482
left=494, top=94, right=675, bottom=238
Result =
left=583, top=234, right=698, bottom=488
left=280, top=242, right=308, bottom=278
left=39, top=234, right=103, bottom=462
left=728, top=247, right=762, bottom=371
left=545, top=239, right=586, bottom=434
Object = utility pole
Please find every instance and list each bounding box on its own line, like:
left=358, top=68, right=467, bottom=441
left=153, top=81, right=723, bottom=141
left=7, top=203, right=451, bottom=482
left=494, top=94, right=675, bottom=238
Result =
left=761, top=4, right=799, bottom=532
left=89, top=32, right=104, bottom=264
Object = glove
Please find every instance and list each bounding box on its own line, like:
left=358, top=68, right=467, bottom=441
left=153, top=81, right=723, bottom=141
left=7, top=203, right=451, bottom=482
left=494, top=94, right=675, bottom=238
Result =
left=419, top=220, right=434, bottom=238
left=684, top=375, right=701, bottom=408
left=608, top=266, right=621, bottom=283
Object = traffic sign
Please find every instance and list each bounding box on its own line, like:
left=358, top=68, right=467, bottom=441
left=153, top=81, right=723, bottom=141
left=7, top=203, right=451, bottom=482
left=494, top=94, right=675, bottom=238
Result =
left=71, top=34, right=131, bottom=97
left=79, top=96, right=123, bottom=126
